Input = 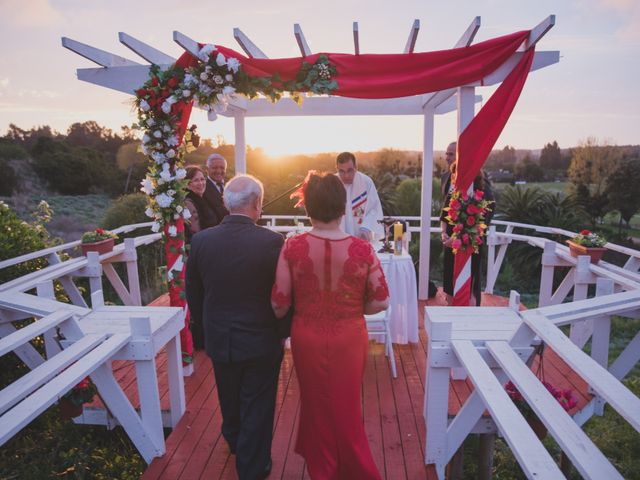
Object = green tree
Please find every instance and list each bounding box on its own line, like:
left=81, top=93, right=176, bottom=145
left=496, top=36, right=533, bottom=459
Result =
left=568, top=138, right=622, bottom=227
left=365, top=170, right=397, bottom=215
left=0, top=159, right=17, bottom=195
left=514, top=156, right=544, bottom=182
left=605, top=157, right=640, bottom=235
left=394, top=179, right=421, bottom=216
left=485, top=145, right=517, bottom=170
left=539, top=140, right=562, bottom=171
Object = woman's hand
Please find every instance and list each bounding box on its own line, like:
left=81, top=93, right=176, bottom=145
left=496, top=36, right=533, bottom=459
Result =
left=441, top=232, right=453, bottom=248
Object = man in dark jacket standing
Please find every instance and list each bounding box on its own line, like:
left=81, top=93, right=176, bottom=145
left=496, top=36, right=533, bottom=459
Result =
left=203, top=153, right=230, bottom=225
left=186, top=174, right=285, bottom=479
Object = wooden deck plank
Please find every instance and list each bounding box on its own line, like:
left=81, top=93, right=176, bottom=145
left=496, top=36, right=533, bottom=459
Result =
left=363, top=343, right=385, bottom=477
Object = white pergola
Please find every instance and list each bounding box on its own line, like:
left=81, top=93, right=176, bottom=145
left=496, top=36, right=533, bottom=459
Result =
left=63, top=16, right=558, bottom=299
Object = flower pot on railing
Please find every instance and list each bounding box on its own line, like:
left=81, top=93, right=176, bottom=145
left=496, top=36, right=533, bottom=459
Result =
left=80, top=237, right=115, bottom=256
left=566, top=240, right=606, bottom=264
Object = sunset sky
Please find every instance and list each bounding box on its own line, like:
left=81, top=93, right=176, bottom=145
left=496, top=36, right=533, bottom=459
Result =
left=0, top=0, right=638, bottom=156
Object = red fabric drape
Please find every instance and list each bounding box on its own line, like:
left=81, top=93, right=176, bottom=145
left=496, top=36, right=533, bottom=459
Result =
left=213, top=30, right=529, bottom=99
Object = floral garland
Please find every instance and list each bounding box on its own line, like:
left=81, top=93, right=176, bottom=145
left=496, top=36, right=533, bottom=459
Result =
left=134, top=46, right=338, bottom=236
left=443, top=189, right=493, bottom=254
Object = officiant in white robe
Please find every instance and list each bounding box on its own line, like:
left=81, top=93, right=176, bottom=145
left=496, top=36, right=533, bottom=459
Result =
left=336, top=152, right=384, bottom=242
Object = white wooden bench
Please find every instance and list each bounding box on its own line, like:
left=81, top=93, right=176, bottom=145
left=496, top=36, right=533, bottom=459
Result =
left=0, top=290, right=186, bottom=463
left=423, top=288, right=640, bottom=479
left=0, top=309, right=130, bottom=446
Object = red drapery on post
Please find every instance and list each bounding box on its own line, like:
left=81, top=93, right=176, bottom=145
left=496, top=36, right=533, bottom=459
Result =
left=451, top=48, right=535, bottom=306
left=163, top=29, right=538, bottom=348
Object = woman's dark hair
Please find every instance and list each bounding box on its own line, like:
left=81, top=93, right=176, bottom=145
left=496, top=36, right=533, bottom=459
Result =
left=303, top=172, right=346, bottom=223
left=185, top=165, right=206, bottom=181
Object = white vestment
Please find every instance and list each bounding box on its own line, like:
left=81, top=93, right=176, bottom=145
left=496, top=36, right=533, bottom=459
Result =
left=340, top=171, right=384, bottom=240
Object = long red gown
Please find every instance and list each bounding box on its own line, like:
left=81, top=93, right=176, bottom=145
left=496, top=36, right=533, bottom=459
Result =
left=271, top=233, right=389, bottom=480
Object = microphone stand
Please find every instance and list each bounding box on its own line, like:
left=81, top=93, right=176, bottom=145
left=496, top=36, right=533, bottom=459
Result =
left=261, top=182, right=303, bottom=212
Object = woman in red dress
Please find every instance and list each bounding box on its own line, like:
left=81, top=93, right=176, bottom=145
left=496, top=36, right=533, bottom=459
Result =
left=271, top=171, right=389, bottom=480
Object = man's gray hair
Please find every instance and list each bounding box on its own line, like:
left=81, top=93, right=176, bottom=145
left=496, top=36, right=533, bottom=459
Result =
left=206, top=153, right=227, bottom=167
left=223, top=175, right=264, bottom=212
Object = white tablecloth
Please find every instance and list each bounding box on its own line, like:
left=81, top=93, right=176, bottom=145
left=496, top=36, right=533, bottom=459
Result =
left=377, top=251, right=419, bottom=344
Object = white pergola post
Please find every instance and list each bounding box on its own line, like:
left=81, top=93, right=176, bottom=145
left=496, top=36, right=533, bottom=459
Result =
left=234, top=112, right=247, bottom=174
left=418, top=107, right=435, bottom=300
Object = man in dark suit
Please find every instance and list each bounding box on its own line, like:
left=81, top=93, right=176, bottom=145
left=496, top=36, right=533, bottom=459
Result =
left=186, top=175, right=285, bottom=479
left=203, top=153, right=230, bottom=225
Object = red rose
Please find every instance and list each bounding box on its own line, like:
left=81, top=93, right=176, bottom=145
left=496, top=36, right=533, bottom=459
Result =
left=449, top=210, right=458, bottom=221
left=167, top=77, right=178, bottom=88
left=96, top=228, right=104, bottom=235
left=474, top=189, right=485, bottom=201
left=580, top=229, right=590, bottom=235
left=453, top=223, right=463, bottom=233
left=151, top=77, right=159, bottom=86
left=462, top=233, right=470, bottom=244
left=476, top=237, right=483, bottom=246
left=449, top=198, right=460, bottom=210
left=466, top=216, right=475, bottom=226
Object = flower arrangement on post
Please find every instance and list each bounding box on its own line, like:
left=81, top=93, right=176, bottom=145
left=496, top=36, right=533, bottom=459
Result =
left=567, top=229, right=607, bottom=263
left=443, top=189, right=493, bottom=254
left=80, top=228, right=118, bottom=255
left=59, top=376, right=97, bottom=419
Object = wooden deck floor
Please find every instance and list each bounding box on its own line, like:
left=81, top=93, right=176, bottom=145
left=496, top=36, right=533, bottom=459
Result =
left=101, top=292, right=591, bottom=479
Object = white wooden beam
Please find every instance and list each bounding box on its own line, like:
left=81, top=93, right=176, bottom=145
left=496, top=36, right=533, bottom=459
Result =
left=172, top=31, right=199, bottom=58
left=353, top=22, right=360, bottom=55
left=233, top=28, right=268, bottom=59
left=422, top=16, right=481, bottom=109
left=524, top=15, right=556, bottom=51
left=118, top=32, right=175, bottom=65
left=404, top=19, right=420, bottom=53
left=61, top=37, right=141, bottom=67
left=481, top=50, right=559, bottom=86
left=454, top=16, right=481, bottom=48
left=294, top=24, right=312, bottom=56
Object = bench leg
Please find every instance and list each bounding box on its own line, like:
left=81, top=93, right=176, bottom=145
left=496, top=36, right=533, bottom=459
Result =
left=165, top=334, right=185, bottom=428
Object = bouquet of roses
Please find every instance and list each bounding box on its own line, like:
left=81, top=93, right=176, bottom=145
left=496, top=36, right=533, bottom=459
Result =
left=443, top=189, right=493, bottom=254
left=505, top=380, right=577, bottom=417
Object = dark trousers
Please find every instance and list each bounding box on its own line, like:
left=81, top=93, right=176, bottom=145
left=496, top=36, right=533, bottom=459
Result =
left=211, top=349, right=283, bottom=480
left=443, top=246, right=483, bottom=306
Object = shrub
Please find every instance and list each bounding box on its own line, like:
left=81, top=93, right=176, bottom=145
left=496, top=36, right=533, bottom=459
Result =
left=0, top=158, right=17, bottom=195
left=0, top=139, right=28, bottom=160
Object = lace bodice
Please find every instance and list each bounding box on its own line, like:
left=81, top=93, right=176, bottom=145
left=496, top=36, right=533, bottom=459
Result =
left=271, top=233, right=389, bottom=324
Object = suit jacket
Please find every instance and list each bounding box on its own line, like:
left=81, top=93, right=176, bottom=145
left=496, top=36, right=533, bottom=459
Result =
left=203, top=178, right=229, bottom=226
left=186, top=215, right=288, bottom=363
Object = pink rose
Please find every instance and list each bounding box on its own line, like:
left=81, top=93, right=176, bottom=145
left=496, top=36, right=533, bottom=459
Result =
left=466, top=216, right=476, bottom=226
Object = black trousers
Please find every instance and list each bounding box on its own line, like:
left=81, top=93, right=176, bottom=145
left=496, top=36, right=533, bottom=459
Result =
left=443, top=246, right=483, bottom=306
left=211, top=348, right=283, bottom=480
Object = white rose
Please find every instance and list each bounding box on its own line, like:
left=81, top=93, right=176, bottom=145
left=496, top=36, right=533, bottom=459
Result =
left=167, top=225, right=178, bottom=237
left=216, top=52, right=227, bottom=66
left=225, top=74, right=233, bottom=81
left=176, top=205, right=184, bottom=213
left=147, top=118, right=156, bottom=126
left=141, top=145, right=149, bottom=155
left=142, top=134, right=151, bottom=143
left=151, top=151, right=166, bottom=164
left=139, top=99, right=150, bottom=111
left=160, top=170, right=172, bottom=182
left=227, top=57, right=240, bottom=73
left=145, top=207, right=155, bottom=218
left=167, top=135, right=180, bottom=147
left=182, top=89, right=191, bottom=97
left=167, top=189, right=176, bottom=197
left=151, top=222, right=161, bottom=233
left=161, top=102, right=172, bottom=114
left=200, top=72, right=209, bottom=81
left=167, top=95, right=178, bottom=105
left=155, top=193, right=172, bottom=208
left=166, top=149, right=176, bottom=159
left=175, top=168, right=186, bottom=179
left=184, top=73, right=196, bottom=86
left=222, top=85, right=236, bottom=96
left=198, top=44, right=216, bottom=61
left=153, top=130, right=162, bottom=138
left=182, top=208, right=192, bottom=220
